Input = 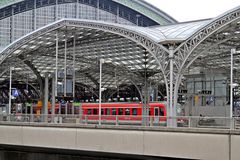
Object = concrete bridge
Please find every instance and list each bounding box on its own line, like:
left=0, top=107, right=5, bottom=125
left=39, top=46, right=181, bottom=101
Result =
left=0, top=123, right=239, bottom=160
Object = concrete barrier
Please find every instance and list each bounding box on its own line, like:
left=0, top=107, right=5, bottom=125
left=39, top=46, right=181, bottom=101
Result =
left=0, top=124, right=239, bottom=160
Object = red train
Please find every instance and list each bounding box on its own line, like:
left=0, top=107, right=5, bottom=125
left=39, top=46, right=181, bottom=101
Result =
left=79, top=102, right=167, bottom=124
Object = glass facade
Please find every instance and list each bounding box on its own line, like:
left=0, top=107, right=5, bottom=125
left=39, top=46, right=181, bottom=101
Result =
left=185, top=74, right=228, bottom=107
left=0, top=0, right=165, bottom=51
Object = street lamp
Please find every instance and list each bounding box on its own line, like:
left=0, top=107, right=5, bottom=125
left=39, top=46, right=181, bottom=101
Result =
left=99, top=58, right=112, bottom=125
left=9, top=67, right=14, bottom=114
left=230, top=48, right=236, bottom=118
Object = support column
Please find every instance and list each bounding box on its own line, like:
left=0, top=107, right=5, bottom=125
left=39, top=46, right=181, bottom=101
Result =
left=30, top=103, right=33, bottom=122
left=65, top=102, right=68, bottom=115
left=173, top=74, right=183, bottom=127
left=168, top=46, right=174, bottom=127
left=8, top=67, right=13, bottom=115
left=44, top=74, right=49, bottom=118
left=155, top=85, right=159, bottom=101
left=99, top=59, right=103, bottom=125
left=142, top=50, right=149, bottom=126
left=73, top=34, right=76, bottom=99
left=51, top=76, right=55, bottom=116
left=55, top=32, right=58, bottom=97
left=143, top=82, right=149, bottom=126
left=64, top=32, right=67, bottom=97
left=230, top=48, right=235, bottom=129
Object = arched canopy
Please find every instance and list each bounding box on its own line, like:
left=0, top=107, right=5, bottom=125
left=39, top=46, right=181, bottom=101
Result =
left=172, top=5, right=240, bottom=74
left=0, top=18, right=168, bottom=91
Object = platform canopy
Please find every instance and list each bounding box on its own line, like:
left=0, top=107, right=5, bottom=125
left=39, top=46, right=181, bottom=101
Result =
left=0, top=5, right=240, bottom=102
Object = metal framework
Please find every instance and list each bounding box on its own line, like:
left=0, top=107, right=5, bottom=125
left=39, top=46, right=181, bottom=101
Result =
left=0, top=3, right=240, bottom=127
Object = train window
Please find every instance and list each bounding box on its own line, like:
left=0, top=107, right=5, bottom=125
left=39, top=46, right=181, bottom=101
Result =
left=106, top=108, right=111, bottom=115
left=87, top=109, right=92, bottom=115
left=101, top=109, right=104, bottom=115
left=112, top=108, right=116, bottom=115
left=125, top=108, right=130, bottom=115
left=160, top=108, right=164, bottom=116
left=154, top=108, right=159, bottom=116
left=132, top=108, right=137, bottom=116
left=118, top=108, right=123, bottom=115
left=93, top=109, right=97, bottom=115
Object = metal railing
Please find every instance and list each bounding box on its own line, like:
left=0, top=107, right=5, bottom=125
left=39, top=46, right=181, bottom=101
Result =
left=0, top=114, right=239, bottom=129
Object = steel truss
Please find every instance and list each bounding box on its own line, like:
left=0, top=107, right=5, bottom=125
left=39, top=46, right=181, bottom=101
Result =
left=0, top=6, right=240, bottom=127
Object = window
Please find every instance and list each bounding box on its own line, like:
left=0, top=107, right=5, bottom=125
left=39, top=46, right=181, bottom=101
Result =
left=118, top=108, right=123, bottom=115
left=101, top=109, right=104, bottom=115
left=93, top=109, right=97, bottom=115
left=125, top=108, right=130, bottom=115
left=160, top=108, right=164, bottom=116
left=87, top=109, right=92, bottom=115
left=132, top=108, right=137, bottom=116
left=154, top=108, right=159, bottom=116
left=106, top=108, right=110, bottom=115
left=112, top=108, right=116, bottom=115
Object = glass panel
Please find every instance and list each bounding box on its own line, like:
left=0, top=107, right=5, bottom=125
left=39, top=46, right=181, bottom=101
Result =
left=106, top=108, right=110, bottom=115
left=154, top=108, right=159, bottom=116
left=159, top=108, right=164, bottom=116
left=112, top=108, right=116, bottom=115
left=87, top=109, right=92, bottom=115
left=132, top=108, right=137, bottom=116
left=93, top=109, right=97, bottom=115
left=125, top=108, right=130, bottom=115
left=118, top=108, right=123, bottom=115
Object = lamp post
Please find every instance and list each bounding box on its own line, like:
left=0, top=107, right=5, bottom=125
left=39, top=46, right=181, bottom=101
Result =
left=230, top=49, right=235, bottom=119
left=99, top=59, right=112, bottom=125
left=9, top=67, right=14, bottom=115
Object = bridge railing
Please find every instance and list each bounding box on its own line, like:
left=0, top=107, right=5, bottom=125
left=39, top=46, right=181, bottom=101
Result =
left=0, top=114, right=238, bottom=129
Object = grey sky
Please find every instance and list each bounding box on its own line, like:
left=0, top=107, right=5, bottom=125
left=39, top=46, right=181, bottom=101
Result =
left=145, top=0, right=240, bottom=22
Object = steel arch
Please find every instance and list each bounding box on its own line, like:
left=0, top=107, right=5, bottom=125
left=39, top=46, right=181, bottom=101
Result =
left=174, top=6, right=240, bottom=73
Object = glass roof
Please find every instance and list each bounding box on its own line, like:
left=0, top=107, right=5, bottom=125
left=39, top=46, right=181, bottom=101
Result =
left=151, top=19, right=211, bottom=42
left=104, top=19, right=211, bottom=43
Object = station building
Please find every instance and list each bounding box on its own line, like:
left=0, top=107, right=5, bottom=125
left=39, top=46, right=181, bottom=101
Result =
left=0, top=0, right=239, bottom=121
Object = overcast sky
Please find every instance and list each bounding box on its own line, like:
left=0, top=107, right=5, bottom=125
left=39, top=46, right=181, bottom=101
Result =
left=145, top=0, right=240, bottom=22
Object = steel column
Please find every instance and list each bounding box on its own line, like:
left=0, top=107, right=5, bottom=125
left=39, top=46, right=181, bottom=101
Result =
left=8, top=67, right=13, bottom=114
left=230, top=49, right=235, bottom=118
left=73, top=34, right=76, bottom=98
left=169, top=46, right=174, bottom=127
left=143, top=81, right=148, bottom=126
left=51, top=76, right=55, bottom=116
left=55, top=33, right=58, bottom=97
left=99, top=59, right=104, bottom=125
left=64, top=32, right=67, bottom=97
left=44, top=74, right=49, bottom=117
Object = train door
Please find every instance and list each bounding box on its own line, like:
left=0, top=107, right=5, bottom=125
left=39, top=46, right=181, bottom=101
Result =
left=154, top=107, right=159, bottom=123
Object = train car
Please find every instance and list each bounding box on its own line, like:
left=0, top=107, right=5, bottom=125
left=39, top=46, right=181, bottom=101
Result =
left=80, top=102, right=167, bottom=124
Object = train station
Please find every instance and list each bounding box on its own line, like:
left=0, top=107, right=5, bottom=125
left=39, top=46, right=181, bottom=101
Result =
left=0, top=0, right=240, bottom=159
